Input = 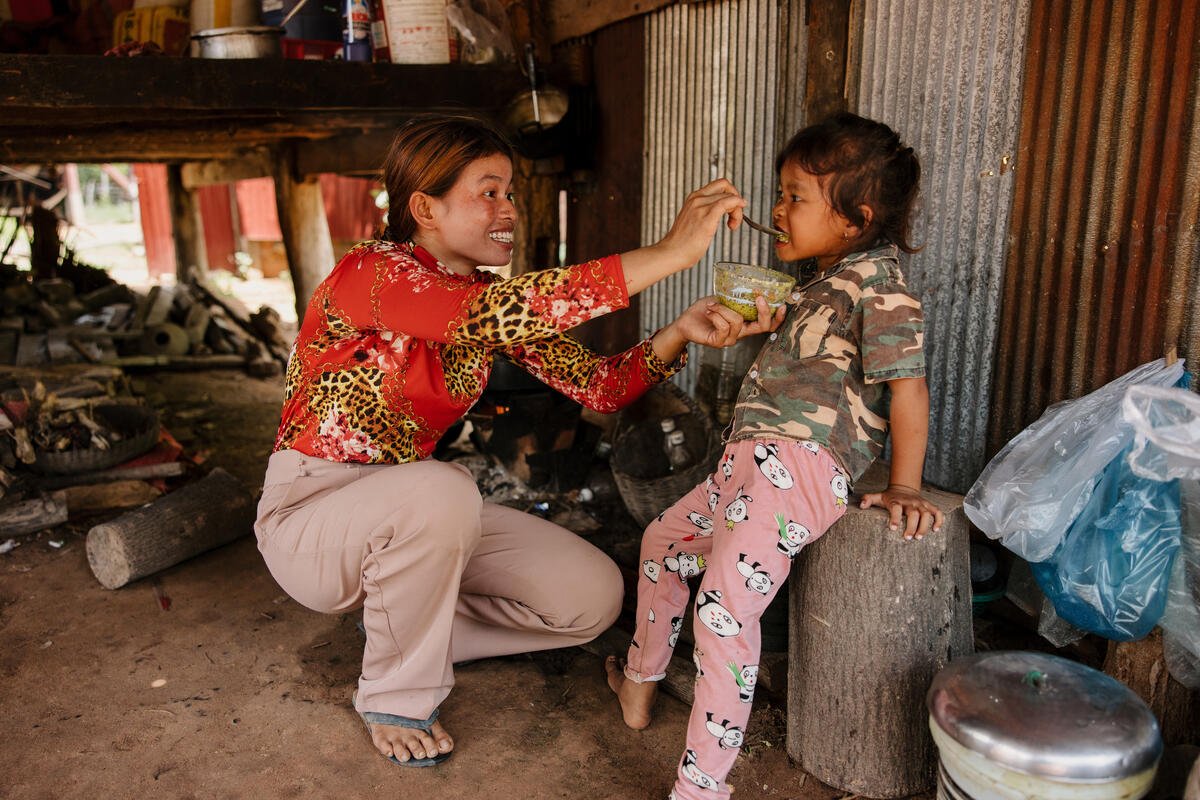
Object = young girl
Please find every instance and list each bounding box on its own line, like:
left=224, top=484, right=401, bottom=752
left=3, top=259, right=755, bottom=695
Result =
left=253, top=115, right=782, bottom=771
left=606, top=112, right=945, bottom=800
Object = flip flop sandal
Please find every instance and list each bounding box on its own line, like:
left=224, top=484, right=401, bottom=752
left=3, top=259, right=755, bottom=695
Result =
left=352, top=692, right=452, bottom=767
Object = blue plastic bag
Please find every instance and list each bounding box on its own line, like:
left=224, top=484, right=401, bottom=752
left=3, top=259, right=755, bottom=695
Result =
left=1029, top=442, right=1181, bottom=641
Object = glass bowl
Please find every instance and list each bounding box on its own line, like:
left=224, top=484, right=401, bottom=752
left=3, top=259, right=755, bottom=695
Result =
left=713, top=261, right=796, bottom=321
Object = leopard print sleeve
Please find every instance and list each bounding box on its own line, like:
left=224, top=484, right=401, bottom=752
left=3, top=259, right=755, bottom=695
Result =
left=365, top=245, right=631, bottom=346
left=448, top=257, right=630, bottom=346
left=504, top=334, right=686, bottom=413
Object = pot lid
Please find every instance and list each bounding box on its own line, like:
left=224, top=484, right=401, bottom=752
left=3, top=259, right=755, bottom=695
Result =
left=927, top=651, right=1162, bottom=782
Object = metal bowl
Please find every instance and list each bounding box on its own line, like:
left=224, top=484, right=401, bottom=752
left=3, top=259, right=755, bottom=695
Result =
left=190, top=26, right=284, bottom=59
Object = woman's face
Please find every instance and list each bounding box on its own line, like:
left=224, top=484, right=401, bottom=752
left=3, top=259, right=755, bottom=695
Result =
left=770, top=159, right=855, bottom=271
left=416, top=153, right=516, bottom=274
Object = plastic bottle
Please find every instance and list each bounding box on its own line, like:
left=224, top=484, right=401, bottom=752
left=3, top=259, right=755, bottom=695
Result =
left=661, top=417, right=692, bottom=472
left=343, top=0, right=373, bottom=61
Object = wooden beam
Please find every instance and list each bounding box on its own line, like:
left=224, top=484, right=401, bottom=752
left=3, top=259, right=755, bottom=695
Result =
left=547, top=0, right=674, bottom=44
left=273, top=148, right=334, bottom=323
left=1, top=55, right=526, bottom=113
left=294, top=131, right=395, bottom=178
left=805, top=0, right=852, bottom=121
left=181, top=148, right=274, bottom=189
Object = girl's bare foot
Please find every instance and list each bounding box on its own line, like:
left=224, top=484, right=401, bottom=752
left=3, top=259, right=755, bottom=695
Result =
left=605, top=655, right=658, bottom=730
left=366, top=718, right=454, bottom=763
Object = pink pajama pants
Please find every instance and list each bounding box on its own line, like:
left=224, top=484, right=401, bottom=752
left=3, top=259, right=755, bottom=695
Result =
left=254, top=449, right=623, bottom=720
left=625, top=438, right=849, bottom=800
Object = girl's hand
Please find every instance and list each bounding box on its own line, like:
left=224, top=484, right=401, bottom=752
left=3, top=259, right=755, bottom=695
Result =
left=858, top=485, right=944, bottom=541
left=656, top=179, right=748, bottom=271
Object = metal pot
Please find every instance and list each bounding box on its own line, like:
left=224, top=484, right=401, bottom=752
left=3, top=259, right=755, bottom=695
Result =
left=927, top=651, right=1162, bottom=800
left=190, top=26, right=284, bottom=58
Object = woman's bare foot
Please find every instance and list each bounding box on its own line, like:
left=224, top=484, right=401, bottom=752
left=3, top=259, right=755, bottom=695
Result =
left=367, top=718, right=454, bottom=763
left=605, top=655, right=658, bottom=730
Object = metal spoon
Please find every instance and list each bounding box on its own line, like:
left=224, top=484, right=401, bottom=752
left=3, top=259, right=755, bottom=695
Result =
left=742, top=214, right=789, bottom=240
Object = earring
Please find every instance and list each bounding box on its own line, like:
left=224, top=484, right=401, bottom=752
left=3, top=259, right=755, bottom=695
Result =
left=842, top=231, right=849, bottom=240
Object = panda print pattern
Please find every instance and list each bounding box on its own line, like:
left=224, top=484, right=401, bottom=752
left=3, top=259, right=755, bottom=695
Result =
left=624, top=437, right=848, bottom=800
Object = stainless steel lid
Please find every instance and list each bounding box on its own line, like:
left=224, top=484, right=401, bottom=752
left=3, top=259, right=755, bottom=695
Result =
left=927, top=651, right=1162, bottom=782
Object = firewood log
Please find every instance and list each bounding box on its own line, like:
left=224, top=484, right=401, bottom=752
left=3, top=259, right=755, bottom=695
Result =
left=85, top=467, right=254, bottom=589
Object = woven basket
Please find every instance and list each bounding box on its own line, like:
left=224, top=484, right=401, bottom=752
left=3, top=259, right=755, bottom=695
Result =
left=610, top=381, right=721, bottom=529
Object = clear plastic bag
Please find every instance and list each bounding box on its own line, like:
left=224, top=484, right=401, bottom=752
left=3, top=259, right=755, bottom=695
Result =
left=1027, top=441, right=1182, bottom=640
left=445, top=0, right=515, bottom=64
left=1124, top=387, right=1200, bottom=683
left=964, top=358, right=1186, bottom=562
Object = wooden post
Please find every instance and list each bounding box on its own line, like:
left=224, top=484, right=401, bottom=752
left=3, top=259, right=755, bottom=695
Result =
left=273, top=147, right=334, bottom=324
left=805, top=0, right=852, bottom=122
left=786, top=466, right=973, bottom=798
left=166, top=163, right=206, bottom=284
left=1103, top=630, right=1200, bottom=748
left=85, top=467, right=255, bottom=590
left=30, top=205, right=60, bottom=280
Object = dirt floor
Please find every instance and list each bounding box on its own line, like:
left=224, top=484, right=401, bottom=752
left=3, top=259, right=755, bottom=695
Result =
left=0, top=368, right=861, bottom=800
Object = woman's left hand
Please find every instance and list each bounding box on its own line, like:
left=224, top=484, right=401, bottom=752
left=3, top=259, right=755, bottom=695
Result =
left=673, top=296, right=786, bottom=348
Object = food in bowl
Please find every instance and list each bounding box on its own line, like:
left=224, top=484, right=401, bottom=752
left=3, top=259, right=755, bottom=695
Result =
left=713, top=262, right=796, bottom=321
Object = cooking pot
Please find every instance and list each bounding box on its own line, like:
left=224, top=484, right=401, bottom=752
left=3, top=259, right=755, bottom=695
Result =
left=190, top=26, right=284, bottom=58
left=927, top=651, right=1161, bottom=800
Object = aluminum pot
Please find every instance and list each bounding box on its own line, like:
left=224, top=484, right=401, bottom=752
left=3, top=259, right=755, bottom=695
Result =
left=190, top=26, right=284, bottom=58
left=927, top=651, right=1162, bottom=800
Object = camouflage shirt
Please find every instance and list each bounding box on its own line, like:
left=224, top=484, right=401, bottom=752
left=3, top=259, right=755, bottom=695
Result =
left=729, top=245, right=925, bottom=482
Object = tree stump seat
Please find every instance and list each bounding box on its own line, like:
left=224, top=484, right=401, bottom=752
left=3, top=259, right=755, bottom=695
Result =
left=786, top=462, right=973, bottom=798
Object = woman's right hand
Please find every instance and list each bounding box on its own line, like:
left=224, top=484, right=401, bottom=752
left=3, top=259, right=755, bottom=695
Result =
left=620, top=179, right=747, bottom=296
left=656, top=179, right=747, bottom=269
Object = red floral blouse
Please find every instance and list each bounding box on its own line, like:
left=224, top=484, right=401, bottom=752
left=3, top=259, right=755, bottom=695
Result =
left=274, top=241, right=683, bottom=464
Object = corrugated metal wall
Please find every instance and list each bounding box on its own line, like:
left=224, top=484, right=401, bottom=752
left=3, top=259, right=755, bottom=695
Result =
left=640, top=0, right=806, bottom=392
left=989, top=0, right=1200, bottom=457
left=853, top=0, right=1032, bottom=492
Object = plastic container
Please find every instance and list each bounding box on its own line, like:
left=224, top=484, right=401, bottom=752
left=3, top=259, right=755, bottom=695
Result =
left=660, top=417, right=693, bottom=472
left=928, top=651, right=1161, bottom=800
left=342, top=0, right=371, bottom=60
left=376, top=0, right=453, bottom=63
left=713, top=261, right=795, bottom=321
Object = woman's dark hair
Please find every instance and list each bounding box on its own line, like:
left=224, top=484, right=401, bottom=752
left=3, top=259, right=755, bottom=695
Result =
left=775, top=112, right=921, bottom=253
left=378, top=114, right=515, bottom=243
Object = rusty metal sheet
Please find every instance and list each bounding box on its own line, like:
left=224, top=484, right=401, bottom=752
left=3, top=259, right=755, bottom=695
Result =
left=989, top=0, right=1200, bottom=457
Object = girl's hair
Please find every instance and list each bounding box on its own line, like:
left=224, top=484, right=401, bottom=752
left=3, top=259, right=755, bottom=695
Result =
left=378, top=114, right=515, bottom=243
left=775, top=112, right=921, bottom=253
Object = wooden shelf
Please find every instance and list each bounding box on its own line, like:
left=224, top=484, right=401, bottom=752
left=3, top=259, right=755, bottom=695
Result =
left=0, top=54, right=527, bottom=165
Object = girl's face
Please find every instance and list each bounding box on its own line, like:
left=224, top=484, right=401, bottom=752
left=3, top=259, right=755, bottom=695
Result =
left=771, top=159, right=858, bottom=271
left=414, top=153, right=516, bottom=275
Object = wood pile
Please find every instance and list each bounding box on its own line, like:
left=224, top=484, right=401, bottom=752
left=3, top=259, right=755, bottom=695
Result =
left=0, top=255, right=290, bottom=375
left=0, top=362, right=252, bottom=590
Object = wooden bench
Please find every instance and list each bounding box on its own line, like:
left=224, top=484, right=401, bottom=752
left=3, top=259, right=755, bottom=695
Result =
left=786, top=463, right=973, bottom=798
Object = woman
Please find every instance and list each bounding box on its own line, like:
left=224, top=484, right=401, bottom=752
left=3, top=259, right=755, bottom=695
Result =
left=253, top=114, right=782, bottom=768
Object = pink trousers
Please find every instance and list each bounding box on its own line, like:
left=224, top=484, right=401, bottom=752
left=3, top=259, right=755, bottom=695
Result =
left=254, top=449, right=623, bottom=719
left=625, top=439, right=848, bottom=800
